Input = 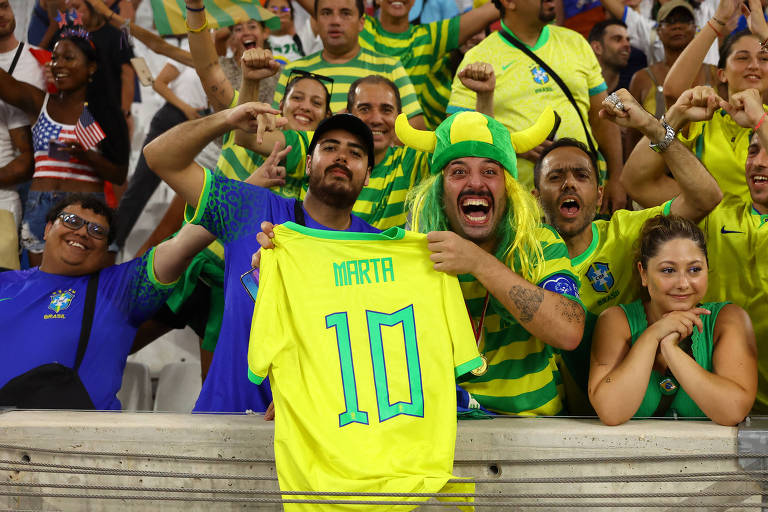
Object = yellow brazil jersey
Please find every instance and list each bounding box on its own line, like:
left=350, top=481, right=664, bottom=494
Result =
left=359, top=15, right=460, bottom=129
left=678, top=108, right=762, bottom=204
left=458, top=224, right=584, bottom=416
left=560, top=202, right=671, bottom=412
left=272, top=48, right=424, bottom=120
left=448, top=23, right=606, bottom=191
left=283, top=130, right=431, bottom=230
left=700, top=196, right=768, bottom=412
left=247, top=222, right=481, bottom=510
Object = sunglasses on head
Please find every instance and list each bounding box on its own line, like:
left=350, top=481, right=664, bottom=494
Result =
left=288, top=69, right=335, bottom=97
left=57, top=212, right=109, bottom=240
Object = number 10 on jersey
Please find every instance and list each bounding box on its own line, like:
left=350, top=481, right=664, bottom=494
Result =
left=326, top=305, right=425, bottom=427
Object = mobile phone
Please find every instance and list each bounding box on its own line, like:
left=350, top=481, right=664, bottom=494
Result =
left=48, top=139, right=71, bottom=160
left=547, top=111, right=562, bottom=141
left=130, top=57, right=154, bottom=87
left=240, top=267, right=260, bottom=302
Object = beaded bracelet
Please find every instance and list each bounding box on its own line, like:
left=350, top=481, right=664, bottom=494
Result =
left=756, top=112, right=767, bottom=131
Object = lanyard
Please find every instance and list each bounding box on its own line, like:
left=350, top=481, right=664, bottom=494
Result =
left=466, top=292, right=490, bottom=347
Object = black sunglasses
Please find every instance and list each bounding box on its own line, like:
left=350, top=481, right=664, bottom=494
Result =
left=57, top=212, right=109, bottom=240
left=288, top=69, right=335, bottom=98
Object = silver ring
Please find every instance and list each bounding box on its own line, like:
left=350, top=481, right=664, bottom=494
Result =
left=607, top=92, right=624, bottom=111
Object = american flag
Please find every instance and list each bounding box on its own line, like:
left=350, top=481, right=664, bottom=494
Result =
left=75, top=105, right=105, bottom=150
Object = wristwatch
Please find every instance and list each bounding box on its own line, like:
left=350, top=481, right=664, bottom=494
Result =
left=648, top=115, right=676, bottom=153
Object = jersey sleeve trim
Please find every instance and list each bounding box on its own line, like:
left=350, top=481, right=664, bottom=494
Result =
left=662, top=199, right=673, bottom=216
left=145, top=247, right=180, bottom=288
left=455, top=355, right=484, bottom=377
left=248, top=368, right=265, bottom=385
left=282, top=221, right=403, bottom=240
left=589, top=82, right=608, bottom=96
left=184, top=168, right=213, bottom=225
left=446, top=105, right=473, bottom=114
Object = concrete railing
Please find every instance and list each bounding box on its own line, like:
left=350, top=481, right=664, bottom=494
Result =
left=0, top=411, right=763, bottom=511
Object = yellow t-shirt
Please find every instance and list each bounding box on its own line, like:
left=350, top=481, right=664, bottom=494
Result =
left=700, top=196, right=768, bottom=412
left=678, top=108, right=763, bottom=204
left=248, top=223, right=481, bottom=509
left=448, top=23, right=606, bottom=190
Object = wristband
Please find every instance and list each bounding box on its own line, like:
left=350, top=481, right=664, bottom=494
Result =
left=185, top=19, right=209, bottom=33
left=756, top=112, right=767, bottom=131
left=707, top=20, right=722, bottom=37
left=711, top=15, right=725, bottom=25
left=186, top=4, right=206, bottom=11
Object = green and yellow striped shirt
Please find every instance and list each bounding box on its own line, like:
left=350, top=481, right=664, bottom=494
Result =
left=359, top=15, right=460, bottom=129
left=284, top=130, right=431, bottom=230
left=272, top=48, right=423, bottom=119
left=458, top=225, right=583, bottom=416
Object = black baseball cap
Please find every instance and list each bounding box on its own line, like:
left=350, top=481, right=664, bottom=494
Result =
left=307, top=113, right=375, bottom=168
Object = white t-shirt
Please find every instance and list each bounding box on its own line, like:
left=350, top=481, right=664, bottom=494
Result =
left=624, top=1, right=718, bottom=67
left=0, top=42, right=45, bottom=224
left=268, top=34, right=305, bottom=66
left=167, top=63, right=208, bottom=111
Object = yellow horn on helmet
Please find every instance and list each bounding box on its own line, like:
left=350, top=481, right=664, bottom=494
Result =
left=509, top=107, right=557, bottom=154
left=395, top=113, right=437, bottom=153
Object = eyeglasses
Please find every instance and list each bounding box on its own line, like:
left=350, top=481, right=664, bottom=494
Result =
left=269, top=6, right=292, bottom=13
left=57, top=212, right=109, bottom=240
left=287, top=69, right=335, bottom=98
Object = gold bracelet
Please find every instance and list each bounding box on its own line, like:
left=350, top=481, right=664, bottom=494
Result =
left=185, top=18, right=209, bottom=33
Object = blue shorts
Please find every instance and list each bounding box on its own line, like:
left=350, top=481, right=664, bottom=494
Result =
left=20, top=190, right=107, bottom=254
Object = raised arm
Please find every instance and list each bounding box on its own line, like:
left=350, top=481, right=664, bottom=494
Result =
left=663, top=0, right=740, bottom=102
left=144, top=102, right=283, bottom=206
left=589, top=91, right=626, bottom=213
left=185, top=0, right=236, bottom=111
left=662, top=304, right=757, bottom=426
left=457, top=61, right=495, bottom=116
left=0, top=68, right=44, bottom=120
left=457, top=3, right=500, bottom=45
left=426, top=231, right=585, bottom=350
left=84, top=0, right=195, bottom=67
left=606, top=88, right=723, bottom=221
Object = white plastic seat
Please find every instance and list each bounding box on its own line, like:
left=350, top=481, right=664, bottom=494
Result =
left=117, top=361, right=153, bottom=411
left=153, top=362, right=202, bottom=413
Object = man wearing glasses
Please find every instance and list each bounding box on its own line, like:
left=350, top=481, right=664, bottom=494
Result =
left=0, top=194, right=214, bottom=409
left=271, top=0, right=427, bottom=129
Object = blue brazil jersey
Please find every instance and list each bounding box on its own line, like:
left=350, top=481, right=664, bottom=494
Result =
left=190, top=170, right=379, bottom=413
left=0, top=250, right=174, bottom=409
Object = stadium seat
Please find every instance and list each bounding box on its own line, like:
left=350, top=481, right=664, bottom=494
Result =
left=117, top=361, right=153, bottom=411
left=153, top=362, right=202, bottom=413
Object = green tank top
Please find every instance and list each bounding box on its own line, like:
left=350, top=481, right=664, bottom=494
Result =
left=619, top=300, right=729, bottom=418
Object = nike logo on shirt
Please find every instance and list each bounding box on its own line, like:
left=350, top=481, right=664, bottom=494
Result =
left=502, top=61, right=515, bottom=71
left=0, top=298, right=11, bottom=302
left=720, top=227, right=744, bottom=234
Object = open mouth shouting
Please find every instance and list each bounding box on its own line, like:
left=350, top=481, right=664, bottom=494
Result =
left=559, top=195, right=581, bottom=219
left=242, top=39, right=259, bottom=50
left=459, top=194, right=493, bottom=226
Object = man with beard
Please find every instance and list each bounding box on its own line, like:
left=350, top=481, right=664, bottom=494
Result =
left=394, top=108, right=586, bottom=416
left=144, top=103, right=378, bottom=414
left=588, top=20, right=632, bottom=94
left=531, top=88, right=722, bottom=412
left=447, top=0, right=625, bottom=213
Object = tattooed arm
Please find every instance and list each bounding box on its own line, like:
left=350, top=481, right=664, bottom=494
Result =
left=426, top=231, right=584, bottom=350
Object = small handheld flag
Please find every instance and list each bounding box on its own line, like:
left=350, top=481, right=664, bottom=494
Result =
left=75, top=105, right=106, bottom=150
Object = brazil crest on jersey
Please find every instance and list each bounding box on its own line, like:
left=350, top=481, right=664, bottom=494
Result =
left=248, top=223, right=482, bottom=510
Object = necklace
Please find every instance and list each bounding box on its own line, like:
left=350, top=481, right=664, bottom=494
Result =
left=466, top=293, right=490, bottom=376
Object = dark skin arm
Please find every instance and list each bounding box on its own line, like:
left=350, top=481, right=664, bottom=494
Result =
left=0, top=68, right=45, bottom=120
left=0, top=126, right=34, bottom=187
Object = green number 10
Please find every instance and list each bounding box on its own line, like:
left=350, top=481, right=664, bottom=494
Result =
left=325, top=305, right=424, bottom=427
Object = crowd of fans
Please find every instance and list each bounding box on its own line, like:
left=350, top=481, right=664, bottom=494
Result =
left=0, top=0, right=766, bottom=427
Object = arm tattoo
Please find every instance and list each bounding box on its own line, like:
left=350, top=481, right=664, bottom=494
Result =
left=508, top=285, right=544, bottom=323
left=555, top=296, right=585, bottom=323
